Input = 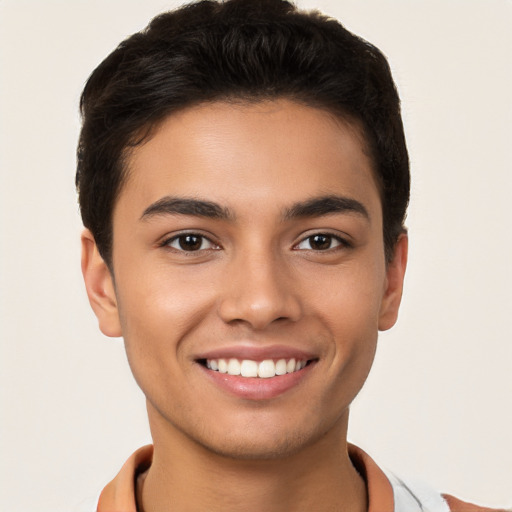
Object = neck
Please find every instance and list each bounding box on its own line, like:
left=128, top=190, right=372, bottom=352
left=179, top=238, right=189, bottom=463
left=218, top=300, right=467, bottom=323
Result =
left=139, top=404, right=367, bottom=512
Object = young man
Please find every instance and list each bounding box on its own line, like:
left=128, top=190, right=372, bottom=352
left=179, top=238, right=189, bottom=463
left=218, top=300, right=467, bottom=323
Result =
left=76, top=1, right=506, bottom=510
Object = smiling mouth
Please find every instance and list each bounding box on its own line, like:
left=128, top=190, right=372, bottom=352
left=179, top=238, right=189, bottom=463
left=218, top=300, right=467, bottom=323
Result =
left=198, top=358, right=314, bottom=378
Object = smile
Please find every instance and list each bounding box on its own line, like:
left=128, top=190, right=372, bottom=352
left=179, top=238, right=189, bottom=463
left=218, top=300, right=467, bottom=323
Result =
left=205, top=358, right=308, bottom=378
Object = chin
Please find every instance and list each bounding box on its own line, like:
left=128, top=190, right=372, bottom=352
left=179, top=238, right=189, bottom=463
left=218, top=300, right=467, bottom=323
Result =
left=189, top=416, right=337, bottom=462
left=199, top=433, right=313, bottom=461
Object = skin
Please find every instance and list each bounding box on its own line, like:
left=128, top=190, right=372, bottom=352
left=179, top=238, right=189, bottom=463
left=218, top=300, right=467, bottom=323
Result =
left=82, top=99, right=407, bottom=512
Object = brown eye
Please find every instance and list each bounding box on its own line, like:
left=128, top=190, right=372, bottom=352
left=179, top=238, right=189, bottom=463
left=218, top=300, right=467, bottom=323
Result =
left=178, top=235, right=202, bottom=251
left=309, top=234, right=332, bottom=250
left=295, top=233, right=345, bottom=251
left=166, top=234, right=216, bottom=252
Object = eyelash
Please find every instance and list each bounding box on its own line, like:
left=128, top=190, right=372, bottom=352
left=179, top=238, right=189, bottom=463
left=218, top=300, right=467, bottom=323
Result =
left=160, top=232, right=220, bottom=253
left=293, top=233, right=352, bottom=252
left=160, top=232, right=351, bottom=253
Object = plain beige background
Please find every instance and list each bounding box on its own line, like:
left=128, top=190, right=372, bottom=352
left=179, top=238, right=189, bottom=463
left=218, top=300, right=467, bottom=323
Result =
left=0, top=1, right=511, bottom=510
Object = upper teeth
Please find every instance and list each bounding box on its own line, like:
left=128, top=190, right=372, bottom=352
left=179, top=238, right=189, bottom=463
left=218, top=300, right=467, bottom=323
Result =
left=206, top=358, right=307, bottom=378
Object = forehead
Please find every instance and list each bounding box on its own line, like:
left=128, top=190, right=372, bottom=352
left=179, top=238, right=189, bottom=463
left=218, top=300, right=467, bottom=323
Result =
left=117, top=99, right=380, bottom=220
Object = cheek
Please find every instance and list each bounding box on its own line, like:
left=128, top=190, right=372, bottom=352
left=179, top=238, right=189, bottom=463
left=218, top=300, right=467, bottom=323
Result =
left=310, top=257, right=384, bottom=389
left=117, top=261, right=215, bottom=334
left=317, top=289, right=380, bottom=415
left=114, top=266, right=217, bottom=383
left=309, top=256, right=386, bottom=328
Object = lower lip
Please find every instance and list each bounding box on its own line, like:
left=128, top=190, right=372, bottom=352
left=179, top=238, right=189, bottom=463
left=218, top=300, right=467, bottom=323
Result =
left=198, top=362, right=316, bottom=400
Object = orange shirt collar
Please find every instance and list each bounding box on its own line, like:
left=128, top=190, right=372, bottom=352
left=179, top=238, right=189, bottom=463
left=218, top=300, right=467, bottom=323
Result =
left=97, top=444, right=394, bottom=512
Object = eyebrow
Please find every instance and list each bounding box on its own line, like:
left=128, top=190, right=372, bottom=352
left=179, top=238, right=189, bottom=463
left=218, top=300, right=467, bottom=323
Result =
left=140, top=194, right=369, bottom=222
left=283, top=195, right=369, bottom=221
left=140, top=197, right=234, bottom=221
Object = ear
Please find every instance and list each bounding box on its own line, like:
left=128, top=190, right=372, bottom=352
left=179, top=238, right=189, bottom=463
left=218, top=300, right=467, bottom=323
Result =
left=378, top=234, right=408, bottom=331
left=81, top=229, right=122, bottom=337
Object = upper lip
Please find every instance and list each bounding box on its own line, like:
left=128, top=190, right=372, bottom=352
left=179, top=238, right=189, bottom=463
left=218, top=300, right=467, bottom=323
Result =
left=194, top=344, right=318, bottom=362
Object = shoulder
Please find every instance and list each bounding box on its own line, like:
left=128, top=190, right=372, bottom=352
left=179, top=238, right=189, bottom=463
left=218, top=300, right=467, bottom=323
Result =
left=386, top=473, right=509, bottom=512
left=349, top=444, right=508, bottom=512
left=442, top=494, right=511, bottom=512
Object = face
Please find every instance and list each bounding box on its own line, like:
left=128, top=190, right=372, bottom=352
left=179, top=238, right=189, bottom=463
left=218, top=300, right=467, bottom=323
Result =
left=82, top=99, right=407, bottom=459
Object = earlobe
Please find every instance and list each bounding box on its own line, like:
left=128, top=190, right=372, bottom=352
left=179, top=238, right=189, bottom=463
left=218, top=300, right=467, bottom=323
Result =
left=81, top=229, right=122, bottom=337
left=378, top=234, right=408, bottom=331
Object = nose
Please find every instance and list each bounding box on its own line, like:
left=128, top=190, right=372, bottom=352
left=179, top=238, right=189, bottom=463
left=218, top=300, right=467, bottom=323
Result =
left=217, top=250, right=302, bottom=330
